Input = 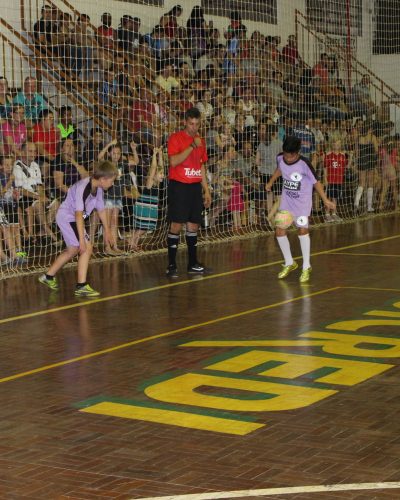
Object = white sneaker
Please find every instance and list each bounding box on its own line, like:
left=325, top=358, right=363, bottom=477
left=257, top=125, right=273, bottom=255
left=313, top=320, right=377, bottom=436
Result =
left=324, top=214, right=334, bottom=222
left=331, top=214, right=342, bottom=222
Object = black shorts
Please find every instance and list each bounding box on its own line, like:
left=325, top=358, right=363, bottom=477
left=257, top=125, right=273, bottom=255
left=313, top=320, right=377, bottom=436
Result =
left=326, top=184, right=343, bottom=200
left=168, top=180, right=203, bottom=225
left=1, top=203, right=20, bottom=225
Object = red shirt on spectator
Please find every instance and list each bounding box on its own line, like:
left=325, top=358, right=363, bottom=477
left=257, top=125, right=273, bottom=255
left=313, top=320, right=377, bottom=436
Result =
left=32, top=123, right=59, bottom=156
left=168, top=130, right=207, bottom=184
left=97, top=25, right=115, bottom=49
left=129, top=100, right=156, bottom=132
left=324, top=152, right=347, bottom=184
left=282, top=45, right=299, bottom=66
left=313, top=62, right=329, bottom=85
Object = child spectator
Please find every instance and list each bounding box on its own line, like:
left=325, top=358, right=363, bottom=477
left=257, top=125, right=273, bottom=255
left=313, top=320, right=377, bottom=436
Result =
left=98, top=140, right=139, bottom=254
left=51, top=138, right=88, bottom=202
left=38, top=161, right=118, bottom=297
left=97, top=12, right=115, bottom=50
left=323, top=140, right=349, bottom=222
left=227, top=172, right=245, bottom=229
left=0, top=155, right=26, bottom=264
left=82, top=127, right=104, bottom=171
left=1, top=105, right=27, bottom=156
left=129, top=147, right=164, bottom=250
left=378, top=138, right=398, bottom=211
left=354, top=121, right=378, bottom=213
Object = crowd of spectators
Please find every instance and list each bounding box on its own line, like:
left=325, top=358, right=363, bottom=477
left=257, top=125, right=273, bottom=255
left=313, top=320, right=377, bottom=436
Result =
left=0, top=4, right=399, bottom=266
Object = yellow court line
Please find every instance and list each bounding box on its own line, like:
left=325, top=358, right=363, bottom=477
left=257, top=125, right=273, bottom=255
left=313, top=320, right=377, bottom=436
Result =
left=0, top=287, right=339, bottom=385
left=332, top=252, right=400, bottom=258
left=1, top=233, right=400, bottom=327
left=342, top=286, right=400, bottom=292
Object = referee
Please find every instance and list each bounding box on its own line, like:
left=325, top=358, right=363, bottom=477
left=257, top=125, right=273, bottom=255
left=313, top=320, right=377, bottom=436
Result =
left=166, top=107, right=211, bottom=277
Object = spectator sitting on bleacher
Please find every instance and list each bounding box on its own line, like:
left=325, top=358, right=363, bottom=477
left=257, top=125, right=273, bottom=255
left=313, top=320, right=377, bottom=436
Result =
left=196, top=89, right=214, bottom=123
left=195, top=45, right=225, bottom=75
left=267, top=71, right=293, bottom=118
left=13, top=77, right=47, bottom=126
left=155, top=61, right=180, bottom=96
left=13, top=142, right=58, bottom=244
left=1, top=105, right=27, bottom=156
left=233, top=114, right=257, bottom=152
left=128, top=87, right=161, bottom=147
left=350, top=74, right=376, bottom=118
left=0, top=77, right=13, bottom=122
left=281, top=35, right=303, bottom=73
left=159, top=5, right=183, bottom=40
left=147, top=26, right=170, bottom=68
left=82, top=127, right=104, bottom=170
left=51, top=138, right=88, bottom=203
left=97, top=12, right=115, bottom=50
left=118, top=15, right=142, bottom=52
left=238, top=86, right=259, bottom=127
left=32, top=109, right=60, bottom=187
left=221, top=96, right=237, bottom=127
left=56, top=105, right=81, bottom=152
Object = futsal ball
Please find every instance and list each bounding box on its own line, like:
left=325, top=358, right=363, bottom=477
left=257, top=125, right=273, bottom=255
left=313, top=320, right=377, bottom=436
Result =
left=275, top=210, right=293, bottom=229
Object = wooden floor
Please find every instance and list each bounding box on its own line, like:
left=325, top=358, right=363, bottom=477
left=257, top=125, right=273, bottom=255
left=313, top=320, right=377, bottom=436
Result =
left=1, top=215, right=400, bottom=500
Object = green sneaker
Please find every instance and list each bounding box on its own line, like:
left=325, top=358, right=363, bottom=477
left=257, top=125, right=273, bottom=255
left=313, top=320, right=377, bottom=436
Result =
left=278, top=261, right=298, bottom=279
left=38, top=274, right=59, bottom=290
left=74, top=284, right=100, bottom=297
left=16, top=250, right=27, bottom=258
left=299, top=267, right=312, bottom=283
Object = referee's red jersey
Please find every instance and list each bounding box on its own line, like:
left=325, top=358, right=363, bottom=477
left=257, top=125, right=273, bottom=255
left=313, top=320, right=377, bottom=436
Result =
left=168, top=130, right=208, bottom=184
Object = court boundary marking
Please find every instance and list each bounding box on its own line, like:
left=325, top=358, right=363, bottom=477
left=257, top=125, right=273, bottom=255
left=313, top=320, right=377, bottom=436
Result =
left=1, top=284, right=400, bottom=385
left=135, top=481, right=400, bottom=499
left=0, top=287, right=339, bottom=384
left=1, top=233, right=399, bottom=327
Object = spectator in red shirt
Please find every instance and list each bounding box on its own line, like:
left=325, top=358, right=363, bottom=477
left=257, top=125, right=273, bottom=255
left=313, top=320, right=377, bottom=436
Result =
left=281, top=35, right=303, bottom=73
left=97, top=12, right=115, bottom=50
left=323, top=139, right=349, bottom=222
left=32, top=109, right=60, bottom=186
left=166, top=107, right=211, bottom=277
left=128, top=88, right=160, bottom=147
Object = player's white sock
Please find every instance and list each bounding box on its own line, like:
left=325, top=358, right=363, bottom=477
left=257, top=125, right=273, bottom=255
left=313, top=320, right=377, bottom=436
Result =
left=277, top=236, right=293, bottom=266
left=367, top=188, right=374, bottom=210
left=298, top=234, right=311, bottom=270
left=354, top=186, right=364, bottom=207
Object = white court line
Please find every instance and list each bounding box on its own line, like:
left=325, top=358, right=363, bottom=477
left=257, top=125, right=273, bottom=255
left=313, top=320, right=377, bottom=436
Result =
left=137, top=482, right=400, bottom=500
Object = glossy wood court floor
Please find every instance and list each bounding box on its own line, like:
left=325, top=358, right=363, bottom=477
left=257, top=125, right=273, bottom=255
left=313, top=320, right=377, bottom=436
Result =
left=1, top=215, right=400, bottom=500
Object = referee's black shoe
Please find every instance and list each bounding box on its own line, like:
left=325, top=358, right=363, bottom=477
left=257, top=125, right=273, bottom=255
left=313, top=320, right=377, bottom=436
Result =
left=166, top=265, right=179, bottom=278
left=187, top=262, right=205, bottom=274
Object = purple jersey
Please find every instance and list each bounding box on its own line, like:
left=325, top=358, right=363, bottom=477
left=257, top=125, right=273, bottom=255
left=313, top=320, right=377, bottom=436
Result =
left=276, top=154, right=318, bottom=219
left=56, top=178, right=105, bottom=247
left=57, top=177, right=105, bottom=223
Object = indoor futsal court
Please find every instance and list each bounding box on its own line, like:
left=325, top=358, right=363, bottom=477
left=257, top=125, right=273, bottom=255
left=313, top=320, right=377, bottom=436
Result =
left=1, top=214, right=400, bottom=499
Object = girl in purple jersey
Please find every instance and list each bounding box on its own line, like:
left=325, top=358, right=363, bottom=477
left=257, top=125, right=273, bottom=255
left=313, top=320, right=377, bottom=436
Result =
left=38, top=161, right=118, bottom=296
left=266, top=136, right=334, bottom=283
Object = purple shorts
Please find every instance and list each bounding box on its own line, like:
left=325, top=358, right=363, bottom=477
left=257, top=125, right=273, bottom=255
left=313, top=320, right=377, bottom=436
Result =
left=56, top=212, right=89, bottom=247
